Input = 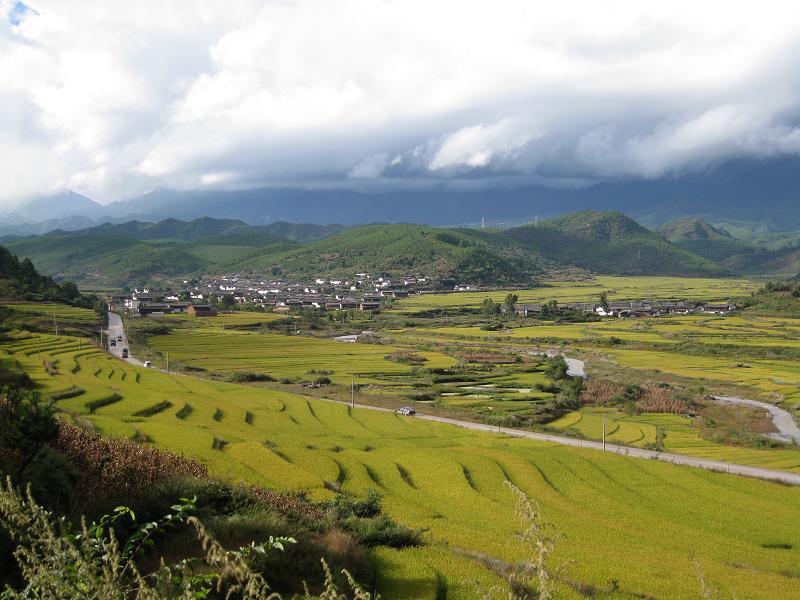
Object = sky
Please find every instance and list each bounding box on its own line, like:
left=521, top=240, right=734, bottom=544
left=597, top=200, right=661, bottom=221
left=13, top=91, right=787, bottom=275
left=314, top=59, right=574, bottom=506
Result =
left=2, top=0, right=800, bottom=207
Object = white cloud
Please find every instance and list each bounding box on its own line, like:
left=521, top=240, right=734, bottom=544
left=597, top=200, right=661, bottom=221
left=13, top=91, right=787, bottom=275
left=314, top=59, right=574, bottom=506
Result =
left=2, top=0, right=800, bottom=206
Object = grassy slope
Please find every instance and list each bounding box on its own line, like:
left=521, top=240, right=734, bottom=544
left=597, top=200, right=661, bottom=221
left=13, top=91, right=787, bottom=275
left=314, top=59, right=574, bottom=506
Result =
left=4, top=325, right=800, bottom=599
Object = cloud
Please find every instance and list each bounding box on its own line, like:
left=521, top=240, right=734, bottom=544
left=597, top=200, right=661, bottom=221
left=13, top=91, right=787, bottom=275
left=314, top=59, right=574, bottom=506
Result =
left=2, top=0, right=800, bottom=206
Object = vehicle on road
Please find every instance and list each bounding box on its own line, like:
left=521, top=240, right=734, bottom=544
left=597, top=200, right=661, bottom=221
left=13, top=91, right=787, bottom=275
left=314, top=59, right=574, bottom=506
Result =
left=144, top=360, right=152, bottom=368
left=117, top=335, right=123, bottom=341
left=396, top=406, right=416, bottom=416
left=110, top=340, right=116, bottom=347
left=122, top=348, right=128, bottom=358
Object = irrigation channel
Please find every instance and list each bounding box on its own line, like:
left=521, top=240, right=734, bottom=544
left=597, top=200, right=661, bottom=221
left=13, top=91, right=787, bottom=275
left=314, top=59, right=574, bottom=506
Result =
left=106, top=313, right=800, bottom=486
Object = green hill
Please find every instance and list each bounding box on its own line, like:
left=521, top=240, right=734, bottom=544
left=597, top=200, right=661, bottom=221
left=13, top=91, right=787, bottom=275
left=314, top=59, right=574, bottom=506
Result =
left=5, top=234, right=208, bottom=286
left=240, top=223, right=544, bottom=284
left=658, top=218, right=800, bottom=276
left=501, top=211, right=727, bottom=276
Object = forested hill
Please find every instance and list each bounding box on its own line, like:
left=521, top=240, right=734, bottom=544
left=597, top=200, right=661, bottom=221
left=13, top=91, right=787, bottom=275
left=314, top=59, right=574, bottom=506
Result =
left=658, top=218, right=800, bottom=277
left=0, top=245, right=81, bottom=302
left=2, top=211, right=736, bottom=286
left=498, top=211, right=727, bottom=276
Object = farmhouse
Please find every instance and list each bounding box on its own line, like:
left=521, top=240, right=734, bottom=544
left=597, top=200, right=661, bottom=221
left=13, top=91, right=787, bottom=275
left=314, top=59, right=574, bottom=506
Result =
left=187, top=304, right=218, bottom=317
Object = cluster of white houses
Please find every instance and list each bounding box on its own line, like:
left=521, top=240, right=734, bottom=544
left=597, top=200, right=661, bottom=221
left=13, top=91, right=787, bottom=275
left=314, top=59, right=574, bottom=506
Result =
left=110, top=273, right=437, bottom=317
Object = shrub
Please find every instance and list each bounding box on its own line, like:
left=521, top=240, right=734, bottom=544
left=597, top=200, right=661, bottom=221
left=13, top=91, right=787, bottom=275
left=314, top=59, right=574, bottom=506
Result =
left=49, top=386, right=85, bottom=401
left=85, top=393, right=122, bottom=414
left=543, top=356, right=569, bottom=381
left=175, top=403, right=193, bottom=420
left=132, top=400, right=172, bottom=417
left=385, top=351, right=428, bottom=365
left=228, top=371, right=276, bottom=383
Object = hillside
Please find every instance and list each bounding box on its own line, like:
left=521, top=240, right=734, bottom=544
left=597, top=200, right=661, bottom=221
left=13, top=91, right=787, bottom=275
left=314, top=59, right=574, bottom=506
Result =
left=240, top=223, right=545, bottom=284
left=659, top=218, right=800, bottom=276
left=502, top=211, right=728, bottom=276
left=5, top=234, right=209, bottom=287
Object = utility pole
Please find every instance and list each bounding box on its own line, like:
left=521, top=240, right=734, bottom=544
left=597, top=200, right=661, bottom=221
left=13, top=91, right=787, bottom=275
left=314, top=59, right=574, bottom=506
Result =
left=351, top=378, right=355, bottom=407
left=54, top=311, right=58, bottom=337
left=534, top=215, right=538, bottom=227
left=602, top=414, right=607, bottom=451
left=166, top=351, right=169, bottom=374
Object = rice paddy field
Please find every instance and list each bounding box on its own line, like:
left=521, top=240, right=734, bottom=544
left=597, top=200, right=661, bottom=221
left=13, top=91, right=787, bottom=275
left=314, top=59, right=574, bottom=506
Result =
left=3, top=328, right=800, bottom=599
left=3, top=302, right=98, bottom=325
left=548, top=408, right=800, bottom=472
left=141, top=323, right=457, bottom=385
left=397, top=276, right=759, bottom=311
left=393, top=314, right=800, bottom=405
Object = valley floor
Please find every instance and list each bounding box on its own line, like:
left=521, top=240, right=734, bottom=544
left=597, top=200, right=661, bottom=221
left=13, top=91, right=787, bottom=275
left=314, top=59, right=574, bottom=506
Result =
left=3, top=319, right=800, bottom=598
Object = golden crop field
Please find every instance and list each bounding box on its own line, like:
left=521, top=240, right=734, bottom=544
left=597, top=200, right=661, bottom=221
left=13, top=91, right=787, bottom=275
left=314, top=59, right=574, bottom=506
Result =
left=3, top=330, right=800, bottom=599
left=143, top=326, right=457, bottom=384
left=397, top=276, right=759, bottom=311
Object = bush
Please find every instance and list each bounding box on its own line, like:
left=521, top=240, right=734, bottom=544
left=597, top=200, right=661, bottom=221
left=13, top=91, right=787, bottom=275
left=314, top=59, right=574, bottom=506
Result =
left=228, top=371, right=276, bottom=383
left=543, top=356, right=569, bottom=381
left=385, top=351, right=428, bottom=365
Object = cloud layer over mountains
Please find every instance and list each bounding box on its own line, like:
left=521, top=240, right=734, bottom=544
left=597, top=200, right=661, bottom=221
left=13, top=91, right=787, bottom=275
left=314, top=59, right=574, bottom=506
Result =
left=3, top=0, right=800, bottom=205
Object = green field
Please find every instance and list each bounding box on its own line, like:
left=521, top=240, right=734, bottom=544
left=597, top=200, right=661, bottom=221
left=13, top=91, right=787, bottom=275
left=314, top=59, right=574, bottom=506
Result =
left=393, top=313, right=800, bottom=406
left=2, top=302, right=98, bottom=324
left=549, top=408, right=800, bottom=472
left=3, top=329, right=800, bottom=598
left=397, top=276, right=758, bottom=310
left=142, top=326, right=457, bottom=384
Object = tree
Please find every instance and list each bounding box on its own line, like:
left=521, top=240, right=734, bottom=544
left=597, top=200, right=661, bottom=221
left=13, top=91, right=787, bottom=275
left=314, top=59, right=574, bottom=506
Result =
left=481, top=298, right=501, bottom=318
left=0, top=390, right=59, bottom=480
left=541, top=299, right=559, bottom=318
left=60, top=281, right=81, bottom=301
left=220, top=294, right=236, bottom=310
left=599, top=292, right=610, bottom=313
left=178, top=291, right=191, bottom=302
left=504, top=293, right=519, bottom=317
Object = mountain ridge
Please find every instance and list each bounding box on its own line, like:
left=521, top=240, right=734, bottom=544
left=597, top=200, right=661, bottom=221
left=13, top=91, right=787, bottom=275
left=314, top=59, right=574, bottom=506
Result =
left=3, top=212, right=733, bottom=286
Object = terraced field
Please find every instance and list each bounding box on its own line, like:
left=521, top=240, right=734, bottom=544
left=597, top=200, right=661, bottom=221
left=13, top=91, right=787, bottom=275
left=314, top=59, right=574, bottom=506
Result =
left=398, top=276, right=758, bottom=311
left=4, top=330, right=800, bottom=598
left=549, top=409, right=800, bottom=473
left=394, top=314, right=800, bottom=406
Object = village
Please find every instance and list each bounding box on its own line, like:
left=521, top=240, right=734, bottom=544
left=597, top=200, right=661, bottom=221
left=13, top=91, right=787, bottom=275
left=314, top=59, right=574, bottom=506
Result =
left=108, top=272, right=738, bottom=319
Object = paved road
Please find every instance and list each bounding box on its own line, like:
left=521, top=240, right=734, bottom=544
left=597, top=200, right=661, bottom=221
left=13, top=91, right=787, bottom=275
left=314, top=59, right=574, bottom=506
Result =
left=108, top=315, right=800, bottom=486
left=105, top=312, right=142, bottom=366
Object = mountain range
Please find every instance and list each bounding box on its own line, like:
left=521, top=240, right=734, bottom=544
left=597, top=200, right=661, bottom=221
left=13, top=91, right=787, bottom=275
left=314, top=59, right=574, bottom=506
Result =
left=1, top=211, right=745, bottom=288
left=3, top=157, right=800, bottom=234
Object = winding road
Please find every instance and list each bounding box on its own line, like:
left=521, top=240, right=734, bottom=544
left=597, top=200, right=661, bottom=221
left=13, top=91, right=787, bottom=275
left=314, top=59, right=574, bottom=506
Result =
left=107, top=314, right=800, bottom=486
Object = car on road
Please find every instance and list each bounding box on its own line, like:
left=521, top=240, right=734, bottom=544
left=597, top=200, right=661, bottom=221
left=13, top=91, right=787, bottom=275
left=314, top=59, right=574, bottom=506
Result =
left=122, top=348, right=128, bottom=358
left=110, top=340, right=116, bottom=347
left=144, top=361, right=152, bottom=368
left=117, top=335, right=123, bottom=341
left=395, top=406, right=416, bottom=416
